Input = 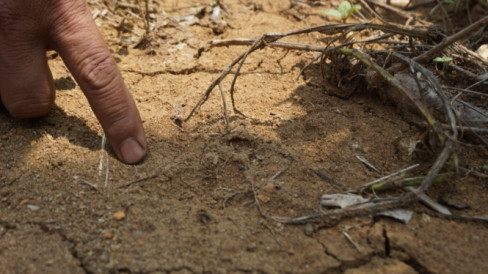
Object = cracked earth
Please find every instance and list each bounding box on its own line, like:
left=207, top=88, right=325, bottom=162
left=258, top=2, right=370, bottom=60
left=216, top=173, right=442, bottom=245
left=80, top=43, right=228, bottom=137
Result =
left=1, top=0, right=488, bottom=273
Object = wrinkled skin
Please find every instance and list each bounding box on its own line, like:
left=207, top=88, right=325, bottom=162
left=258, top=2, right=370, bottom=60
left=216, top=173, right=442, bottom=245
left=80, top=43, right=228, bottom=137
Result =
left=0, top=0, right=146, bottom=164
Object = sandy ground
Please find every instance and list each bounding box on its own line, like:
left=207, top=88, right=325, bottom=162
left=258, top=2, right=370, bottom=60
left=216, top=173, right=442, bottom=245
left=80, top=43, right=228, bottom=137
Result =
left=1, top=0, right=487, bottom=273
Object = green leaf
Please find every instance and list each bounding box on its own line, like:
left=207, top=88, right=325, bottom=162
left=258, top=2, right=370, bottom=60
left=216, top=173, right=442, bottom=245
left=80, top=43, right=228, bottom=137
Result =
left=483, top=164, right=488, bottom=170
left=347, top=4, right=361, bottom=18
left=433, top=56, right=453, bottom=63
left=338, top=1, right=352, bottom=18
left=324, top=9, right=342, bottom=18
left=444, top=0, right=458, bottom=4
left=325, top=1, right=361, bottom=20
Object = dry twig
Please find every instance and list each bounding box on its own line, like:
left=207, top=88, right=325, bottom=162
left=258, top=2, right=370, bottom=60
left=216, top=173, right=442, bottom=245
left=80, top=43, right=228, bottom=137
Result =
left=117, top=174, right=159, bottom=189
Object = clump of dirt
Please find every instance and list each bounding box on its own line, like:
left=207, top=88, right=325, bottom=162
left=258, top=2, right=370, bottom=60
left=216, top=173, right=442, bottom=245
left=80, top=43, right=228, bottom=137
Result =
left=1, top=1, right=487, bottom=273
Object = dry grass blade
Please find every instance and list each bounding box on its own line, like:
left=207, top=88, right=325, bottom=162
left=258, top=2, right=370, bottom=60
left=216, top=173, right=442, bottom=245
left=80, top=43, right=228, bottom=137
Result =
left=271, top=194, right=417, bottom=225
left=360, top=163, right=420, bottom=192
left=367, top=173, right=453, bottom=192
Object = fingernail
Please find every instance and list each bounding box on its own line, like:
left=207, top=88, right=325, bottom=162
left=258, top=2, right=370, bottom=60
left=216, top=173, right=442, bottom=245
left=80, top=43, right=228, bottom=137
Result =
left=120, top=138, right=146, bottom=164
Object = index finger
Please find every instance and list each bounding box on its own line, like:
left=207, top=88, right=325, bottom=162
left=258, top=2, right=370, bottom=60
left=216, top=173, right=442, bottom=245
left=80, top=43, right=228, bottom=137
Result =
left=48, top=0, right=146, bottom=164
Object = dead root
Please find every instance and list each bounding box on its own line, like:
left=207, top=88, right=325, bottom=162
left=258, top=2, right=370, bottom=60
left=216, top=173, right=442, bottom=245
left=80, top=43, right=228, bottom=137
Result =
left=181, top=14, right=488, bottom=225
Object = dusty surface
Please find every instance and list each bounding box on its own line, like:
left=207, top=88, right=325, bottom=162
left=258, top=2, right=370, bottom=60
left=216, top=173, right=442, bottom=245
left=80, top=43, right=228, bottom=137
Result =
left=1, top=0, right=488, bottom=273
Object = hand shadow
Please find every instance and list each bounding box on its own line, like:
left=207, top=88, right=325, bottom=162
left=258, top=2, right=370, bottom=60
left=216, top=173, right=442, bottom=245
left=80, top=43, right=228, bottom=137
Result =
left=0, top=102, right=102, bottom=152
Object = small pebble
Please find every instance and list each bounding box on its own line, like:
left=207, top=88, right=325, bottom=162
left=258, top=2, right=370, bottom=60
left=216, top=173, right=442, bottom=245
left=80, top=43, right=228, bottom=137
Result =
left=134, top=230, right=143, bottom=236
left=476, top=44, right=488, bottom=61
left=246, top=243, right=257, bottom=252
left=27, top=204, right=40, bottom=211
left=113, top=211, right=126, bottom=221
left=420, top=213, right=431, bottom=225
left=304, top=223, right=314, bottom=237
left=103, top=232, right=114, bottom=239
left=351, top=142, right=360, bottom=150
left=19, top=199, right=29, bottom=206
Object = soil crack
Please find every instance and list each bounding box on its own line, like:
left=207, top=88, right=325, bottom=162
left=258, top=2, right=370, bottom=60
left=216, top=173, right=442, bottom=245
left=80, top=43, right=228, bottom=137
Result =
left=382, top=228, right=391, bottom=257
left=314, top=237, right=343, bottom=272
left=315, top=232, right=378, bottom=272
left=122, top=66, right=201, bottom=76
left=32, top=222, right=92, bottom=274
left=380, top=227, right=431, bottom=273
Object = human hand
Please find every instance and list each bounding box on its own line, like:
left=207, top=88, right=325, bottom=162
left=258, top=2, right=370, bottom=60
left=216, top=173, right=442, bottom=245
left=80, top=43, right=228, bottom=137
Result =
left=0, top=0, right=146, bottom=164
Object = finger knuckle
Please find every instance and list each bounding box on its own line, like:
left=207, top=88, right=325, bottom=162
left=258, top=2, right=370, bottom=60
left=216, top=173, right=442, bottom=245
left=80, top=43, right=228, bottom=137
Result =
left=7, top=98, right=53, bottom=118
left=77, top=49, right=119, bottom=92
